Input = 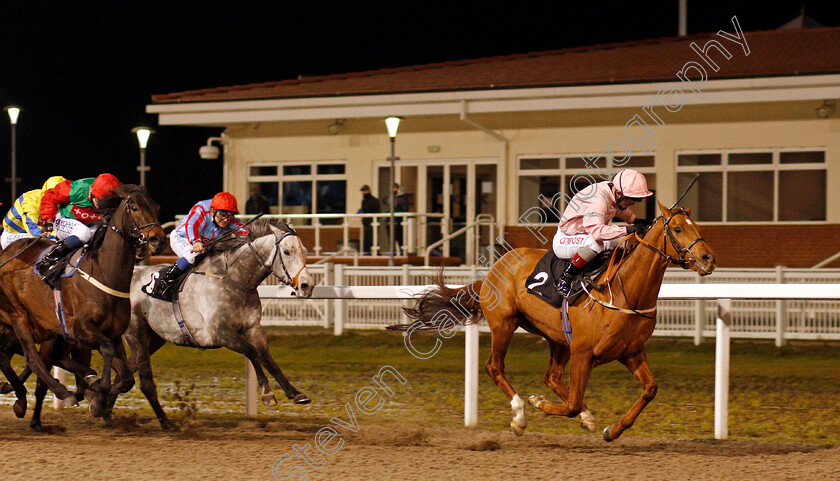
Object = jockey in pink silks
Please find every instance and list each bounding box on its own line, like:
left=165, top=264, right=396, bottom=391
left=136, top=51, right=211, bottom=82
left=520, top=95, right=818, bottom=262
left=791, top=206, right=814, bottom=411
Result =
left=552, top=169, right=654, bottom=297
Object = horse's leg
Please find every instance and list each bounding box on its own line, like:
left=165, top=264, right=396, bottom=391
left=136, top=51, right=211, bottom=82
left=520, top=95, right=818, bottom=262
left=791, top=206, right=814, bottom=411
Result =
left=11, top=321, right=76, bottom=407
left=69, top=347, right=92, bottom=403
left=84, top=336, right=116, bottom=418
left=249, top=357, right=279, bottom=406
left=124, top=323, right=170, bottom=429
left=484, top=311, right=527, bottom=436
left=0, top=350, right=27, bottom=418
left=239, top=327, right=309, bottom=404
left=100, top=342, right=136, bottom=421
left=529, top=348, right=594, bottom=418
left=602, top=350, right=657, bottom=442
left=537, top=340, right=596, bottom=432
left=30, top=376, right=50, bottom=431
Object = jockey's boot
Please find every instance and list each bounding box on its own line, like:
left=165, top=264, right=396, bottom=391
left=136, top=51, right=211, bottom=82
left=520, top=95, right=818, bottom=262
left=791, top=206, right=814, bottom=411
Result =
left=556, top=260, right=583, bottom=298
left=35, top=240, right=72, bottom=278
left=153, top=264, right=184, bottom=298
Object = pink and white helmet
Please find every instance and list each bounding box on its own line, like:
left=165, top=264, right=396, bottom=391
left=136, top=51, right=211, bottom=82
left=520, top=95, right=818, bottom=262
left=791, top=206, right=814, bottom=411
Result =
left=613, top=169, right=653, bottom=199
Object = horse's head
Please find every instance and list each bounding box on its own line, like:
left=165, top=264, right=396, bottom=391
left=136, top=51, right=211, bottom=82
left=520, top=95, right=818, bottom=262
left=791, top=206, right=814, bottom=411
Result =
left=269, top=223, right=314, bottom=298
left=103, top=185, right=166, bottom=255
left=651, top=200, right=716, bottom=276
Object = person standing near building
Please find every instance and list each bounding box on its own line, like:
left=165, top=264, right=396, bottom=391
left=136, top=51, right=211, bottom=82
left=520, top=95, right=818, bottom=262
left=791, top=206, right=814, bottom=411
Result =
left=390, top=183, right=409, bottom=251
left=358, top=185, right=380, bottom=255
left=245, top=185, right=271, bottom=215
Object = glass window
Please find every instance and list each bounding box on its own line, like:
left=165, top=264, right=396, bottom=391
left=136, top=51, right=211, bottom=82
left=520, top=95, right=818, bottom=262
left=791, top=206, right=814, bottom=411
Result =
left=623, top=155, right=655, bottom=168
left=317, top=164, right=345, bottom=175
left=679, top=172, right=722, bottom=222
left=247, top=182, right=279, bottom=215
left=728, top=153, right=772, bottom=165
left=678, top=154, right=721, bottom=166
left=726, top=171, right=773, bottom=221
left=282, top=181, right=312, bottom=213
left=518, top=176, right=560, bottom=223
left=780, top=151, right=825, bottom=164
left=283, top=165, right=311, bottom=176
left=520, top=158, right=558, bottom=170
left=566, top=156, right=605, bottom=169
left=779, top=170, right=826, bottom=221
left=249, top=166, right=277, bottom=176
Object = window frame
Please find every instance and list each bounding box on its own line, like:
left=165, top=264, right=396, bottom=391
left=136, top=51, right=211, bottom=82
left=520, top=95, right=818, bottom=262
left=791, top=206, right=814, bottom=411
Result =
left=675, top=148, right=827, bottom=224
left=246, top=160, right=347, bottom=216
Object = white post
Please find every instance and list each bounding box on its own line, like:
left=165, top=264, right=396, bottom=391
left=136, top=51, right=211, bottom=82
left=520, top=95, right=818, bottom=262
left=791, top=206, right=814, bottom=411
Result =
left=324, top=262, right=334, bottom=329
left=406, top=216, right=416, bottom=255
left=775, top=265, right=787, bottom=347
left=334, top=263, right=345, bottom=336
left=714, top=299, right=731, bottom=440
left=694, top=275, right=704, bottom=346
left=52, top=366, right=66, bottom=410
left=401, top=264, right=410, bottom=323
left=464, top=265, right=479, bottom=426
left=246, top=359, right=258, bottom=418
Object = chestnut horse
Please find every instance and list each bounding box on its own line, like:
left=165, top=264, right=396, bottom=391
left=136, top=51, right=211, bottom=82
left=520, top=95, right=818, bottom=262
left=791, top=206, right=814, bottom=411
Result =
left=395, top=201, right=716, bottom=441
left=0, top=185, right=165, bottom=422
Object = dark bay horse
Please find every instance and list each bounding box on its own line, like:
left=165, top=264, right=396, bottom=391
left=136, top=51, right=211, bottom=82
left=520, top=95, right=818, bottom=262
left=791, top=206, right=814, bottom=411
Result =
left=0, top=185, right=165, bottom=423
left=125, top=218, right=314, bottom=428
left=394, top=201, right=716, bottom=441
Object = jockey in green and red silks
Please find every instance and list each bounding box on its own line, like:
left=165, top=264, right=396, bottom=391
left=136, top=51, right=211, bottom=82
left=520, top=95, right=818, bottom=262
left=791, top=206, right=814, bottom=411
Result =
left=35, top=173, right=121, bottom=277
left=553, top=169, right=653, bottom=297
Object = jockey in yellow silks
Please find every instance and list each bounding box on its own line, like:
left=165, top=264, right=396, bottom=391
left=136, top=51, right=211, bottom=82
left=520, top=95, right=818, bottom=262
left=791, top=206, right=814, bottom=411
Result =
left=0, top=175, right=67, bottom=250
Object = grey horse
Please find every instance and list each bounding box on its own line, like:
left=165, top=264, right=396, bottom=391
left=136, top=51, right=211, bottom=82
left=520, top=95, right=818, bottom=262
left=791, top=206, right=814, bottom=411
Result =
left=125, top=218, right=314, bottom=428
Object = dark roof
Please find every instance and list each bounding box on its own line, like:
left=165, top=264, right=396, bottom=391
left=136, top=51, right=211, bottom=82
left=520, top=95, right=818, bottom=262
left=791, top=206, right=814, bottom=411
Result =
left=153, top=27, right=840, bottom=104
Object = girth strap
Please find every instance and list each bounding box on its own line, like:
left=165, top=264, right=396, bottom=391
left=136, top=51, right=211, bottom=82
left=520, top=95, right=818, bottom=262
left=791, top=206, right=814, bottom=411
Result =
left=77, top=269, right=131, bottom=298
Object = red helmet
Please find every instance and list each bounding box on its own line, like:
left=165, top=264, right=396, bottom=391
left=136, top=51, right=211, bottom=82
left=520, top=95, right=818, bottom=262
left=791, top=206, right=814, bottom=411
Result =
left=211, top=192, right=239, bottom=213
left=90, top=173, right=121, bottom=200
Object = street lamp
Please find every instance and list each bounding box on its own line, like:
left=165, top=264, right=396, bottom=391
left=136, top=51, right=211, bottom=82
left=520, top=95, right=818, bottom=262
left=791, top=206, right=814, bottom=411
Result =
left=4, top=106, right=20, bottom=203
left=131, top=126, right=154, bottom=187
left=384, top=116, right=403, bottom=266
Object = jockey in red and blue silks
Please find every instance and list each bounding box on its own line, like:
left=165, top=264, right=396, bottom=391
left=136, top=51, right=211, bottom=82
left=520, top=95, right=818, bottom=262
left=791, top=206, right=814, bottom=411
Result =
left=153, top=192, right=249, bottom=297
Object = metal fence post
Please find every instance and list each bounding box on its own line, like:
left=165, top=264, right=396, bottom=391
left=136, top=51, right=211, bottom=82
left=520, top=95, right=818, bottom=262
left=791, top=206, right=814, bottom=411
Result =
left=334, top=263, right=345, bottom=336
left=775, top=265, right=787, bottom=347
left=715, top=299, right=731, bottom=440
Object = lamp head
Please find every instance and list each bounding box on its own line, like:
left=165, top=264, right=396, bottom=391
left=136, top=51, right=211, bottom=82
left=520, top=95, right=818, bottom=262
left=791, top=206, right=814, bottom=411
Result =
left=131, top=126, right=154, bottom=148
left=4, top=106, right=20, bottom=125
left=384, top=116, right=403, bottom=138
left=199, top=145, right=220, bottom=160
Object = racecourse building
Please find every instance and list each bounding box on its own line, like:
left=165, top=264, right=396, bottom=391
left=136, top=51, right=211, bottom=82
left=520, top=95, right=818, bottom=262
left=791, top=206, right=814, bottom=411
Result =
left=148, top=24, right=840, bottom=268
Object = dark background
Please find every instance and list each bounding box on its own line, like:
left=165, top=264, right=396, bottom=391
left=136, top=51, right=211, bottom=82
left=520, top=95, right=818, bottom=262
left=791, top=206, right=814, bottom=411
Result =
left=0, top=1, right=837, bottom=221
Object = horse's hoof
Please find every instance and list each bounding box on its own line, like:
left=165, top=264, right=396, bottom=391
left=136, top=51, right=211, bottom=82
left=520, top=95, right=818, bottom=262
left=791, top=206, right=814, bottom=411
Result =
left=160, top=418, right=172, bottom=430
left=510, top=394, right=527, bottom=436
left=62, top=396, right=79, bottom=409
left=74, top=392, right=86, bottom=404
left=88, top=397, right=104, bottom=418
left=580, top=410, right=597, bottom=433
left=262, top=393, right=278, bottom=406
left=528, top=394, right=545, bottom=409
left=0, top=382, right=13, bottom=395
left=293, top=393, right=311, bottom=405
left=30, top=421, right=42, bottom=432
left=510, top=422, right=526, bottom=437
left=13, top=399, right=27, bottom=418
left=603, top=425, right=614, bottom=442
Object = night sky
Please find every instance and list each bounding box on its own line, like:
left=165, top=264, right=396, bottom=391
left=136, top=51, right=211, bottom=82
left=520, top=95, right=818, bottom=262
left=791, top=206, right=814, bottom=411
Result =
left=1, top=1, right=837, bottom=221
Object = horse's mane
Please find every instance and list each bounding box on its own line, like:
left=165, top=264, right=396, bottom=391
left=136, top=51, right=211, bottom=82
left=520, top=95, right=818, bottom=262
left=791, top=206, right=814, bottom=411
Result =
left=89, top=184, right=153, bottom=249
left=208, top=218, right=296, bottom=255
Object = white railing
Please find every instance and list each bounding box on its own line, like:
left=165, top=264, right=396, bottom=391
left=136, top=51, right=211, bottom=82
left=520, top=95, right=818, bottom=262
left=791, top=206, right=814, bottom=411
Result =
left=259, top=265, right=840, bottom=345
left=256, top=282, right=840, bottom=440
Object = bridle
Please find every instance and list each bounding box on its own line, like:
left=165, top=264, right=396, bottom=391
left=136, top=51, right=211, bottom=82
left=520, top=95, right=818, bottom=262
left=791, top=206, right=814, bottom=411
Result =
left=107, top=193, right=162, bottom=247
left=246, top=230, right=308, bottom=290
left=633, top=208, right=706, bottom=269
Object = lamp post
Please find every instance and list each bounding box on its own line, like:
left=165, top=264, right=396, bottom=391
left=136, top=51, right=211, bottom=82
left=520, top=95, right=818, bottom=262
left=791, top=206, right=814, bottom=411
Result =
left=4, top=106, right=20, bottom=204
left=131, top=126, right=154, bottom=187
left=384, top=116, right=403, bottom=266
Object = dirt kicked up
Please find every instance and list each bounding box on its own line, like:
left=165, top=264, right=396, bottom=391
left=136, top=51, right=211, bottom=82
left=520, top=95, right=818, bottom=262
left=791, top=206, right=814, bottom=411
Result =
left=0, top=409, right=837, bottom=481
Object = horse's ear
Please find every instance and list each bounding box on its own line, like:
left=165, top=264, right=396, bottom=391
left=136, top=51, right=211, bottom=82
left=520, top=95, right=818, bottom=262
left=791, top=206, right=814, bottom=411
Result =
left=657, top=199, right=671, bottom=217
left=685, top=207, right=692, bottom=215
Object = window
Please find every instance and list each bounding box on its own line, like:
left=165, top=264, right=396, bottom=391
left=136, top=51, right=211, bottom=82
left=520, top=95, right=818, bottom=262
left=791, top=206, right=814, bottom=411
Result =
left=676, top=150, right=826, bottom=222
left=517, top=155, right=656, bottom=224
left=247, top=161, right=347, bottom=224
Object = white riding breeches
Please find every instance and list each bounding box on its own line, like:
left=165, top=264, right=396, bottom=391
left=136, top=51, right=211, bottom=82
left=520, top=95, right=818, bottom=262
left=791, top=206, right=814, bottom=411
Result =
left=552, top=230, right=624, bottom=260
left=54, top=213, right=98, bottom=243
left=0, top=231, right=32, bottom=250
left=170, top=232, right=199, bottom=264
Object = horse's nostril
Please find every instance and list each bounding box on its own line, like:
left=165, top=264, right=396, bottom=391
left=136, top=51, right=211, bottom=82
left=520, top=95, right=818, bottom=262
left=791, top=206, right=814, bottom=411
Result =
left=300, top=283, right=310, bottom=291
left=702, top=254, right=714, bottom=263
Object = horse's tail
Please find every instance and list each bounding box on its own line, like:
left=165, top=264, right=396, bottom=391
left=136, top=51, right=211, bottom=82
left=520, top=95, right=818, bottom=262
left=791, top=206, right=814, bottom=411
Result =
left=387, top=269, right=484, bottom=332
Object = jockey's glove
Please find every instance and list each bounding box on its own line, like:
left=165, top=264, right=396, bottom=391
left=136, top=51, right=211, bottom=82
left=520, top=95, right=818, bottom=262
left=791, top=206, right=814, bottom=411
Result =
left=626, top=224, right=647, bottom=236
left=633, top=218, right=653, bottom=228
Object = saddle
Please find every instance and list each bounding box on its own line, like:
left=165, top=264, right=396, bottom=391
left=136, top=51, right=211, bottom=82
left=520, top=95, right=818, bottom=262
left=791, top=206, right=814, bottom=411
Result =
left=38, top=246, right=87, bottom=290
left=141, top=266, right=189, bottom=302
left=525, top=250, right=614, bottom=309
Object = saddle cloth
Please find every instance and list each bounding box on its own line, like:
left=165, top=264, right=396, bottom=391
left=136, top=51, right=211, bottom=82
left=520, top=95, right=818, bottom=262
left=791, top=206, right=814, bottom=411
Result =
left=525, top=250, right=613, bottom=309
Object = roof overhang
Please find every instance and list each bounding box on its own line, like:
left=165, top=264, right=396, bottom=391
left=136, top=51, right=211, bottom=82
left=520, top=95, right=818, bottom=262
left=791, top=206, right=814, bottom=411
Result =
left=148, top=74, right=840, bottom=126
